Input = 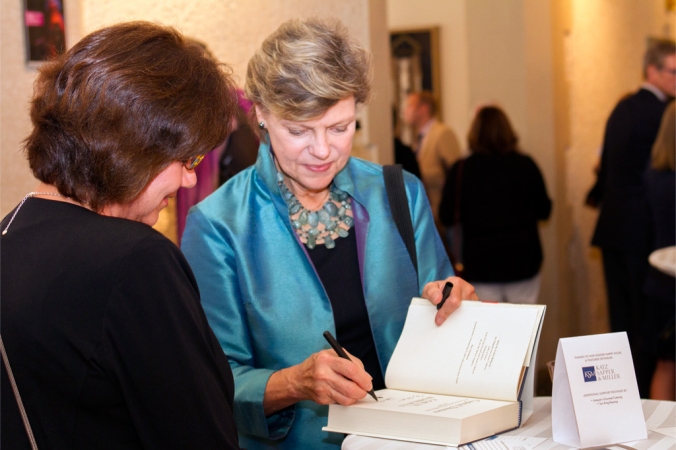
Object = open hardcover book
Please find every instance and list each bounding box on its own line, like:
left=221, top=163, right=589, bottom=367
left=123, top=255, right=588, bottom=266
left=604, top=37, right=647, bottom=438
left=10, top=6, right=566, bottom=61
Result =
left=323, top=299, right=546, bottom=447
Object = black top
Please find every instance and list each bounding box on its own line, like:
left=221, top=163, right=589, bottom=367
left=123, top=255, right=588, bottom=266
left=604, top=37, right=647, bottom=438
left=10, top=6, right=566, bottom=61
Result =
left=1, top=199, right=240, bottom=449
left=644, top=168, right=676, bottom=303
left=645, top=168, right=676, bottom=251
left=306, top=230, right=386, bottom=390
left=592, top=89, right=671, bottom=253
left=439, top=152, right=552, bottom=282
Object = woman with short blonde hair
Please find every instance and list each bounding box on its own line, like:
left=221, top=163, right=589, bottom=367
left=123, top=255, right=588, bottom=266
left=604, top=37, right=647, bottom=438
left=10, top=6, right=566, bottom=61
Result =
left=245, top=17, right=371, bottom=122
left=182, top=17, right=476, bottom=450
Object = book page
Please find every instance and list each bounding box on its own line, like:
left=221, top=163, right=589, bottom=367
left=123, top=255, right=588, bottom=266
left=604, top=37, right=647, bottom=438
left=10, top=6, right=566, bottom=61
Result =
left=385, top=300, right=541, bottom=401
left=341, top=389, right=515, bottom=419
left=487, top=302, right=545, bottom=367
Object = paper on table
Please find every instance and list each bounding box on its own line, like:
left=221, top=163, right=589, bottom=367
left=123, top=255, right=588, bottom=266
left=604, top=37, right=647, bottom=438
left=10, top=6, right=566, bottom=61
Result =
left=459, top=435, right=547, bottom=450
left=386, top=300, right=538, bottom=402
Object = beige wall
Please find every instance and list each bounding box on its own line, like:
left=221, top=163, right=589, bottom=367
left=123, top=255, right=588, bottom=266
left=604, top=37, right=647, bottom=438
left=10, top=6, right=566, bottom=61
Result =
left=387, top=0, right=471, bottom=146
left=79, top=1, right=370, bottom=93
left=367, top=0, right=395, bottom=165
left=1, top=0, right=385, bottom=217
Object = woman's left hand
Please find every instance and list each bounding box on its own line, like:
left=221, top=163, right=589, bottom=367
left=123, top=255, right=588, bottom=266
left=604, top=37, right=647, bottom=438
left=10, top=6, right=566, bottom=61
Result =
left=422, top=276, right=478, bottom=326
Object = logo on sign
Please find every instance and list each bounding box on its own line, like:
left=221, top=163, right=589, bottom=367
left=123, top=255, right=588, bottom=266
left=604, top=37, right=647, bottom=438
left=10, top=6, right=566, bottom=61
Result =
left=582, top=366, right=596, bottom=382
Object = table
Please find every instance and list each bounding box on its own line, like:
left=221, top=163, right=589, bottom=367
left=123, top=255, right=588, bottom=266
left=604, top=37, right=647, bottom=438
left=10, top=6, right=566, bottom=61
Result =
left=342, top=397, right=675, bottom=450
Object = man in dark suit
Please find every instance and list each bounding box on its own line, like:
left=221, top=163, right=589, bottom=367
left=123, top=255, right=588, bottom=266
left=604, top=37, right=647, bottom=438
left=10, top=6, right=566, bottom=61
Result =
left=592, top=39, right=675, bottom=397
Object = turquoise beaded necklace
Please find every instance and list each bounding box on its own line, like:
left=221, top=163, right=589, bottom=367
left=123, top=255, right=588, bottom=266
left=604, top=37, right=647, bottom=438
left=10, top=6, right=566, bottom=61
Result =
left=277, top=172, right=354, bottom=249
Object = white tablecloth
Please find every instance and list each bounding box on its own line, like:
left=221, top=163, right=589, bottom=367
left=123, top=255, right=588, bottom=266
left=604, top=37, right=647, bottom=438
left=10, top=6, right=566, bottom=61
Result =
left=342, top=397, right=676, bottom=450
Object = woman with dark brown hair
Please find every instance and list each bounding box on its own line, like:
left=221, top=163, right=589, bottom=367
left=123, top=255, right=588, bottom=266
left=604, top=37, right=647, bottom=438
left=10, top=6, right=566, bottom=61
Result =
left=439, top=105, right=552, bottom=304
left=1, top=22, right=240, bottom=449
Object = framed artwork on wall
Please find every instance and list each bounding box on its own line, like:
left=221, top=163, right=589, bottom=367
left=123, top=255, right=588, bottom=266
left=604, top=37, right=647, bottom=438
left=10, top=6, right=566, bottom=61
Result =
left=390, top=27, right=441, bottom=146
left=24, top=0, right=66, bottom=64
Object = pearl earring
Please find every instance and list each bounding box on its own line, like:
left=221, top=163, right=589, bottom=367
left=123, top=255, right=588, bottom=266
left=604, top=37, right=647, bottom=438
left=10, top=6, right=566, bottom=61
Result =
left=259, top=122, right=265, bottom=129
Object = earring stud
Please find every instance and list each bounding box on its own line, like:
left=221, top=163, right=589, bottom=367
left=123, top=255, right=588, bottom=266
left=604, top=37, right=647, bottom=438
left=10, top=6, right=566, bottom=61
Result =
left=259, top=122, right=265, bottom=129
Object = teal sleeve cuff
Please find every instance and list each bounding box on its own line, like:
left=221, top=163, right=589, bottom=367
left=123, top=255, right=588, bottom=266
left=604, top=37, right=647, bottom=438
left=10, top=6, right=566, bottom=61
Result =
left=233, top=367, right=296, bottom=440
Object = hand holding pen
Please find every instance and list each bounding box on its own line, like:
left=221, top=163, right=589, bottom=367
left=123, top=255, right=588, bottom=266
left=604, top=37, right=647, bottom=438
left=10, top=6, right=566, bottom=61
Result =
left=423, top=277, right=478, bottom=326
left=323, top=331, right=378, bottom=402
left=262, top=339, right=377, bottom=415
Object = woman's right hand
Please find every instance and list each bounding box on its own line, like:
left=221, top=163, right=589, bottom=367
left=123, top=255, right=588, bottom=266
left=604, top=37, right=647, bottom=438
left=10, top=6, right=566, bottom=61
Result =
left=263, top=349, right=374, bottom=416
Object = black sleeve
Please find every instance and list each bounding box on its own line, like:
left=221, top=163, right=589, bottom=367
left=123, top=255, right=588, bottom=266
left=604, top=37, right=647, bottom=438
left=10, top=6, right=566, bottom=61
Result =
left=596, top=100, right=633, bottom=205
left=101, top=233, right=240, bottom=449
left=526, top=156, right=552, bottom=220
left=439, top=161, right=459, bottom=226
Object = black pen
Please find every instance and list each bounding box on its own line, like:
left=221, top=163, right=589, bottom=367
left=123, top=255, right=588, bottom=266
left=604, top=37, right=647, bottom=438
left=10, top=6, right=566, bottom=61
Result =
left=436, top=281, right=454, bottom=310
left=322, top=330, right=378, bottom=402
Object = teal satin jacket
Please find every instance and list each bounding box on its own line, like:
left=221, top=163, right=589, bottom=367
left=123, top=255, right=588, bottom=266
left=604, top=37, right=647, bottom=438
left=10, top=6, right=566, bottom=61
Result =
left=181, top=142, right=452, bottom=450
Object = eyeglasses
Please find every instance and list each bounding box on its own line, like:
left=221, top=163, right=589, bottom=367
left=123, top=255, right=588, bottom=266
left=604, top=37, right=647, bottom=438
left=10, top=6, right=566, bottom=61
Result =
left=184, top=154, right=205, bottom=170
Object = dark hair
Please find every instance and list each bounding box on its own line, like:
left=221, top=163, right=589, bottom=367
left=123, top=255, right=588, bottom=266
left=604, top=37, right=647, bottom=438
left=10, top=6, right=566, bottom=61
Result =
left=467, top=106, right=519, bottom=155
left=25, top=21, right=237, bottom=211
left=644, top=38, right=676, bottom=78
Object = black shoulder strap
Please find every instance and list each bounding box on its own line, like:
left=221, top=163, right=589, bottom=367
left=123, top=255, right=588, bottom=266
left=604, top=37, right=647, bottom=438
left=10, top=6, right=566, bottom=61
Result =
left=383, top=164, right=419, bottom=280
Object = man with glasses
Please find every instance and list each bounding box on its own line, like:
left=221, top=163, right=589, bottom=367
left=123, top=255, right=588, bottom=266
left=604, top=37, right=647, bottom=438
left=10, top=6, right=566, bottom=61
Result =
left=592, top=39, right=675, bottom=398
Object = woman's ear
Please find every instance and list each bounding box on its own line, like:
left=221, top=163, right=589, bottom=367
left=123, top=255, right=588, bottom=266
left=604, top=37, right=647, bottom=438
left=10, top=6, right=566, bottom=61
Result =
left=254, top=105, right=265, bottom=125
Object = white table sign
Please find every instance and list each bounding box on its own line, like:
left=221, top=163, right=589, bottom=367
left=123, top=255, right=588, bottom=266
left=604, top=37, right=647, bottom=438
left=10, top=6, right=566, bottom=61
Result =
left=552, top=332, right=647, bottom=448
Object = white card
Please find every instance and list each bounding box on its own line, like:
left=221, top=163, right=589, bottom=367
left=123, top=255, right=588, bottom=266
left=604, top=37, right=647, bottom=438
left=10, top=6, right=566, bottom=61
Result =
left=551, top=332, right=646, bottom=448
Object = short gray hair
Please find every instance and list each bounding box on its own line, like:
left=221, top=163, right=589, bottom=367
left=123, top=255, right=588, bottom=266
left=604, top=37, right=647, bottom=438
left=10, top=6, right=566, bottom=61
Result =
left=245, top=17, right=372, bottom=122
